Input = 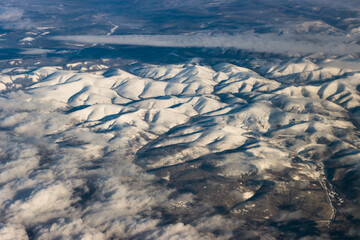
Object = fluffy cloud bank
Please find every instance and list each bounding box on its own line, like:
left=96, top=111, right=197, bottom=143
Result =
left=52, top=33, right=360, bottom=55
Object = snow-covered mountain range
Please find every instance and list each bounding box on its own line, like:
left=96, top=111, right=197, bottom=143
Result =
left=1, top=0, right=360, bottom=239
left=1, top=57, right=359, bottom=239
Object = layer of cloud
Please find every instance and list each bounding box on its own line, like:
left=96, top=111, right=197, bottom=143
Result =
left=53, top=33, right=360, bottom=55
left=20, top=48, right=55, bottom=55
left=0, top=7, right=23, bottom=22
left=0, top=7, right=33, bottom=30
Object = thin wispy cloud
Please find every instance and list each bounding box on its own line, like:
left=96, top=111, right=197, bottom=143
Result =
left=52, top=33, right=360, bottom=55
left=20, top=48, right=55, bottom=55
left=0, top=7, right=34, bottom=30
left=0, top=7, right=23, bottom=22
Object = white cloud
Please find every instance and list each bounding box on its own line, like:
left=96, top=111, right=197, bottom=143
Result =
left=32, top=218, right=105, bottom=240
left=0, top=223, right=28, bottom=240
left=52, top=33, right=360, bottom=55
left=6, top=183, right=74, bottom=225
left=0, top=8, right=23, bottom=22
left=144, top=223, right=205, bottom=240
left=0, top=7, right=33, bottom=30
left=20, top=49, right=55, bottom=55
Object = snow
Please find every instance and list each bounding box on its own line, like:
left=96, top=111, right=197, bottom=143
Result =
left=0, top=58, right=359, bottom=238
left=20, top=37, right=35, bottom=42
left=66, top=62, right=83, bottom=68
left=263, top=59, right=350, bottom=82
